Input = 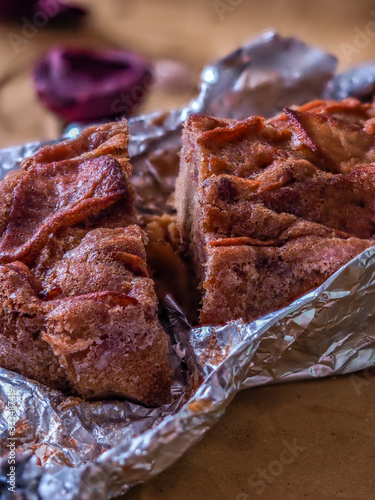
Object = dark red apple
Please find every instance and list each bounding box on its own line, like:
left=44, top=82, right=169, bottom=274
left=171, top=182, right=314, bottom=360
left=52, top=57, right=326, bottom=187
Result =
left=0, top=0, right=37, bottom=21
left=0, top=0, right=86, bottom=24
left=33, top=46, right=152, bottom=123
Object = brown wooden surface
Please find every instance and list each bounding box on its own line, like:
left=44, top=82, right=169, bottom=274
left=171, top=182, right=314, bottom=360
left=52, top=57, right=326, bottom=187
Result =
left=126, top=376, right=375, bottom=500
left=0, top=1, right=375, bottom=498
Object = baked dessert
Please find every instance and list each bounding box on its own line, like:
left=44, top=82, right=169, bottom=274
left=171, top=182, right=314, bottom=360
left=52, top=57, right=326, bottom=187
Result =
left=176, top=98, right=375, bottom=324
left=0, top=119, right=172, bottom=406
left=141, top=213, right=199, bottom=321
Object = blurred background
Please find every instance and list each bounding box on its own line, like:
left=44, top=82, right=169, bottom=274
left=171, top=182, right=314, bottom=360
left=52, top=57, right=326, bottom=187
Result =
left=1, top=0, right=375, bottom=147
left=1, top=2, right=375, bottom=499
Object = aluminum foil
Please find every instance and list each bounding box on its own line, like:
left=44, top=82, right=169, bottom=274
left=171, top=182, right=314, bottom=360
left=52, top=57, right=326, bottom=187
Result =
left=1, top=31, right=375, bottom=500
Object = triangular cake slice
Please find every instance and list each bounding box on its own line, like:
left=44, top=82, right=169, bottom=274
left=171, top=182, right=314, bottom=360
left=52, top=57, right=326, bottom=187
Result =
left=0, top=120, right=172, bottom=406
left=176, top=99, right=375, bottom=324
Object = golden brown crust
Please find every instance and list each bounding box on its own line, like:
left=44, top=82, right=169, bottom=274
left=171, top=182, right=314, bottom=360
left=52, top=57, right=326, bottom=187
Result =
left=0, top=119, right=172, bottom=406
left=177, top=98, right=375, bottom=324
left=0, top=155, right=133, bottom=264
left=21, top=120, right=132, bottom=175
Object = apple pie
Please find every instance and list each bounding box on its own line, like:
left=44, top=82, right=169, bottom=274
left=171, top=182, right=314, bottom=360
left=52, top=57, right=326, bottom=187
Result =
left=176, top=98, right=375, bottom=324
left=0, top=119, right=172, bottom=406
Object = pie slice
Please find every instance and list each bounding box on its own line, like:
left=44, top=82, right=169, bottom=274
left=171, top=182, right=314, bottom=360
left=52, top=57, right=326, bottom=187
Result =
left=0, top=120, right=173, bottom=406
left=176, top=99, right=375, bottom=324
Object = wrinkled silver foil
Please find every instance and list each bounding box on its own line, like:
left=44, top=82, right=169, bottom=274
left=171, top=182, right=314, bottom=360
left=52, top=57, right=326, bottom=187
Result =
left=1, top=31, right=375, bottom=500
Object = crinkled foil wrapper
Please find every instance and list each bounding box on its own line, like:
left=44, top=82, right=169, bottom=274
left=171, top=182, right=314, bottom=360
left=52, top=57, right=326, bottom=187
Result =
left=1, top=31, right=375, bottom=500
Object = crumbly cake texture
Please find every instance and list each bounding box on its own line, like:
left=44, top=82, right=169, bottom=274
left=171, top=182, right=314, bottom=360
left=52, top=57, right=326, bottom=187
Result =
left=176, top=99, right=375, bottom=324
left=0, top=119, right=173, bottom=406
left=141, top=213, right=198, bottom=320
